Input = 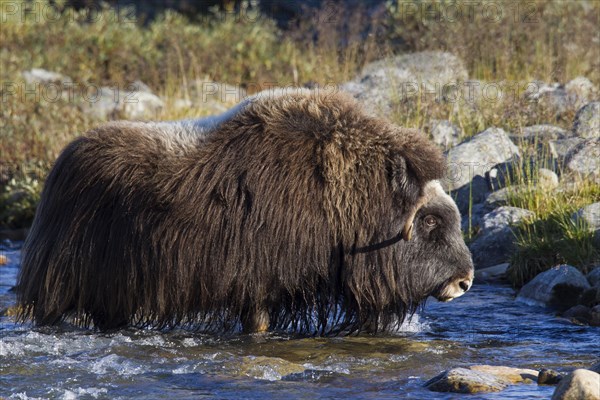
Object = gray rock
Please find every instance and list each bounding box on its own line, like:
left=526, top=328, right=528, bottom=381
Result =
left=572, top=101, right=600, bottom=139
left=510, top=125, right=568, bottom=145
left=425, top=368, right=508, bottom=393
left=591, top=305, right=600, bottom=327
left=538, top=168, right=560, bottom=189
left=538, top=369, right=564, bottom=385
left=572, top=203, right=600, bottom=232
left=564, top=138, right=600, bottom=183
left=580, top=286, right=600, bottom=308
left=469, top=206, right=534, bottom=269
left=445, top=127, right=520, bottom=192
left=516, top=265, right=591, bottom=307
left=461, top=202, right=487, bottom=233
left=552, top=369, right=600, bottom=400
left=81, top=86, right=164, bottom=120
left=452, top=176, right=490, bottom=215
left=483, top=187, right=513, bottom=209
left=565, top=77, right=596, bottom=105
left=344, top=51, right=467, bottom=116
left=474, top=263, right=509, bottom=284
left=486, top=161, right=559, bottom=191
left=587, top=267, right=600, bottom=287
left=562, top=304, right=592, bottom=324
left=549, top=137, right=586, bottom=163
left=428, top=120, right=462, bottom=149
left=119, top=90, right=164, bottom=120
left=469, top=365, right=538, bottom=383
left=128, top=80, right=153, bottom=94
left=528, top=80, right=593, bottom=116
left=22, top=68, right=71, bottom=85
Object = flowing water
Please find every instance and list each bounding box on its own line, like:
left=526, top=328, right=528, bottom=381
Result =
left=1, top=243, right=598, bottom=399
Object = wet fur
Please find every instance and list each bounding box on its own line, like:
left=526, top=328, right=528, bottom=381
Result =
left=17, top=90, right=469, bottom=334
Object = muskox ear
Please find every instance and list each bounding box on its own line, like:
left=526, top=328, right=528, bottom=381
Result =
left=390, top=128, right=445, bottom=187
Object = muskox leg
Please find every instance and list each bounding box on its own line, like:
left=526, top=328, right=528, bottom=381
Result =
left=241, top=308, right=270, bottom=334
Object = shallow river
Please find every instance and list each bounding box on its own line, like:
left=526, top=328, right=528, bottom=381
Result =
left=1, top=243, right=598, bottom=399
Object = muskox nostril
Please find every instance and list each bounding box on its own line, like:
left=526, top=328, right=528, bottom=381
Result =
left=459, top=280, right=470, bottom=292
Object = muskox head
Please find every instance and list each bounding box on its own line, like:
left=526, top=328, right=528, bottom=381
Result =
left=395, top=180, right=474, bottom=303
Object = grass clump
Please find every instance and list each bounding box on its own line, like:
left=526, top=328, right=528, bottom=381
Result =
left=0, top=175, right=43, bottom=230
left=506, top=180, right=600, bottom=287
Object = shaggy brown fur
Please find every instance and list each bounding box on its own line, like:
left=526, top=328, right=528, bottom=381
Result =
left=17, top=89, right=466, bottom=334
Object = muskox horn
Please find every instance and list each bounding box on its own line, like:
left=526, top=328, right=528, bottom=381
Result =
left=401, top=192, right=430, bottom=241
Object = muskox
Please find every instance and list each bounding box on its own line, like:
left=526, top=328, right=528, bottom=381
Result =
left=17, top=88, right=473, bottom=334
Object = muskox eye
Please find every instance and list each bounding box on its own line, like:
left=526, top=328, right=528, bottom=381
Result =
left=424, top=215, right=438, bottom=227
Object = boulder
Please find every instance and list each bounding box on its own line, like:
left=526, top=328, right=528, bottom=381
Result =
left=469, top=207, right=534, bottom=269
left=425, top=368, right=507, bottom=394
left=516, top=265, right=591, bottom=308
left=552, top=369, right=600, bottom=400
left=461, top=202, right=488, bottom=234
left=119, top=90, right=164, bottom=120
left=549, top=137, right=586, bottom=163
left=469, top=365, right=538, bottom=383
left=529, top=79, right=594, bottom=116
left=81, top=86, right=164, bottom=120
left=591, top=305, right=600, bottom=327
left=564, top=138, right=600, bottom=183
left=22, top=68, right=71, bottom=85
left=0, top=254, right=7, bottom=265
left=343, top=51, right=468, bottom=115
left=427, top=120, right=462, bottom=149
left=562, top=305, right=592, bottom=325
left=579, top=286, right=600, bottom=308
left=538, top=369, right=564, bottom=385
left=572, top=101, right=600, bottom=139
left=445, top=128, right=520, bottom=214
left=538, top=168, right=560, bottom=189
left=510, top=125, right=568, bottom=145
left=474, top=263, right=509, bottom=284
left=572, top=202, right=600, bottom=232
left=587, top=267, right=600, bottom=287
left=565, top=77, right=596, bottom=106
left=445, top=128, right=519, bottom=192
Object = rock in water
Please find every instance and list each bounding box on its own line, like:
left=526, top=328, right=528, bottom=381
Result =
left=0, top=254, right=8, bottom=265
left=552, top=369, right=600, bottom=400
left=238, top=356, right=306, bottom=381
left=516, top=265, right=591, bottom=308
left=539, top=369, right=564, bottom=385
left=425, top=368, right=508, bottom=393
left=469, top=365, right=538, bottom=383
left=562, top=305, right=592, bottom=325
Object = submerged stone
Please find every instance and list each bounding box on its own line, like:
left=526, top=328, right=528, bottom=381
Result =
left=425, top=367, right=508, bottom=393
